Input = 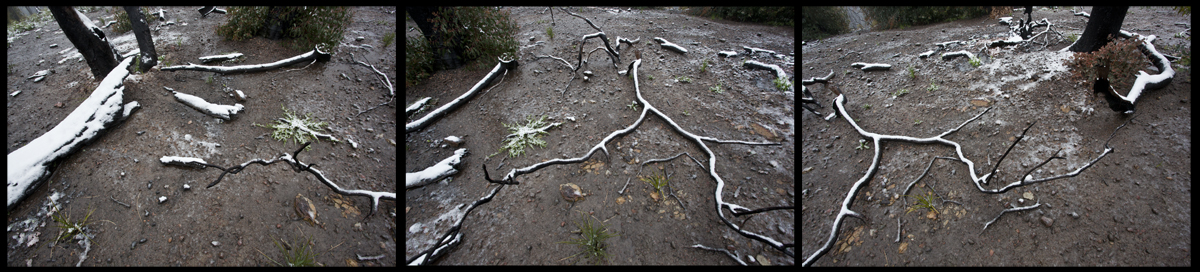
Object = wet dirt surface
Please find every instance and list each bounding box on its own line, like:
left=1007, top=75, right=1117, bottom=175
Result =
left=802, top=7, right=1190, bottom=266
left=406, top=7, right=794, bottom=265
left=8, top=6, right=397, bottom=266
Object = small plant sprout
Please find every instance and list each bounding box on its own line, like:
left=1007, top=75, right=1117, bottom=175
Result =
left=893, top=88, right=910, bottom=97
left=627, top=100, right=639, bottom=111
left=927, top=82, right=939, bottom=92
left=558, top=211, right=619, bottom=264
left=907, top=66, right=916, bottom=79
left=52, top=206, right=97, bottom=244
left=257, top=235, right=319, bottom=267
left=709, top=83, right=724, bottom=94
left=969, top=56, right=982, bottom=67
left=903, top=190, right=941, bottom=216
left=773, top=77, right=792, bottom=91
left=498, top=115, right=559, bottom=158
left=856, top=139, right=870, bottom=150
left=914, top=119, right=923, bottom=125
left=640, top=168, right=670, bottom=201
left=253, top=105, right=340, bottom=150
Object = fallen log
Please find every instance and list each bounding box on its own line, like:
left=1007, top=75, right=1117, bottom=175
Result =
left=8, top=56, right=139, bottom=211
left=198, top=52, right=243, bottom=63
left=161, top=45, right=330, bottom=74
left=405, top=148, right=468, bottom=189
left=406, top=57, right=518, bottom=133
left=172, top=91, right=244, bottom=120
left=654, top=37, right=687, bottom=54
left=744, top=60, right=792, bottom=91
left=850, top=62, right=892, bottom=71
left=198, top=6, right=226, bottom=17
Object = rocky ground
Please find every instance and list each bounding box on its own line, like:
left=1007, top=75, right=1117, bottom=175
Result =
left=802, top=7, right=1190, bottom=266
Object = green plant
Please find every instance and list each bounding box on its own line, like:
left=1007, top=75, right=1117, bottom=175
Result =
left=773, top=77, right=792, bottom=90
left=709, top=83, right=724, bottom=94
left=406, top=7, right=518, bottom=87
left=892, top=88, right=910, bottom=97
left=639, top=168, right=670, bottom=200
left=52, top=206, right=96, bottom=243
left=903, top=190, right=940, bottom=215
left=1068, top=33, right=1079, bottom=43
left=253, top=105, right=340, bottom=150
left=700, top=59, right=709, bottom=72
left=914, top=119, right=923, bottom=125
left=216, top=7, right=353, bottom=52
left=498, top=115, right=557, bottom=158
left=558, top=211, right=619, bottom=264
left=257, top=235, right=318, bottom=267
left=861, top=104, right=872, bottom=110
left=927, top=82, right=939, bottom=92
left=546, top=26, right=554, bottom=40
left=969, top=56, right=982, bottom=67
left=677, top=76, right=692, bottom=83
left=627, top=100, right=639, bottom=111
left=205, top=75, right=214, bottom=85
left=856, top=139, right=870, bottom=150
left=907, top=66, right=916, bottom=79
left=1063, top=34, right=1149, bottom=92
left=682, top=110, right=690, bottom=116
left=648, top=74, right=654, bottom=80
left=382, top=31, right=395, bottom=48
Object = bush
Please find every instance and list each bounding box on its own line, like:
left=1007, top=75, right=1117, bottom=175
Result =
left=215, top=7, right=353, bottom=52
left=1064, top=35, right=1146, bottom=92
left=406, top=7, right=518, bottom=87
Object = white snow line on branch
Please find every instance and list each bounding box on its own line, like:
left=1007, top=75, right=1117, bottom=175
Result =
left=406, top=97, right=432, bottom=116
left=1103, top=35, right=1174, bottom=114
left=980, top=200, right=1041, bottom=235
left=406, top=58, right=518, bottom=133
left=406, top=148, right=468, bottom=189
left=160, top=156, right=208, bottom=169
left=654, top=37, right=688, bottom=54
left=8, top=56, right=136, bottom=211
left=198, top=52, right=243, bottom=63
left=745, top=60, right=792, bottom=91
left=161, top=45, right=330, bottom=74
left=172, top=91, right=244, bottom=120
left=742, top=46, right=776, bottom=56
left=850, top=62, right=892, bottom=71
left=940, top=51, right=976, bottom=61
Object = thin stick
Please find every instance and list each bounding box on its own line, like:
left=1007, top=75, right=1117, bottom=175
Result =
left=981, top=201, right=1041, bottom=235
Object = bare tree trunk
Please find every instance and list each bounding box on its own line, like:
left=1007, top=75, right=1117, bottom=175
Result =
left=123, top=7, right=157, bottom=72
left=49, top=6, right=119, bottom=80
left=1068, top=6, right=1129, bottom=53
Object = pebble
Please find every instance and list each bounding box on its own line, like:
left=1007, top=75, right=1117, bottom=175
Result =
left=212, top=241, right=220, bottom=247
left=1040, top=216, right=1053, bottom=227
left=1070, top=212, right=1080, bottom=219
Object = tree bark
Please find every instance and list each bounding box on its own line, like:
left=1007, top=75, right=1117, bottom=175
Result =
left=123, top=7, right=157, bottom=72
left=49, top=6, right=119, bottom=80
left=1068, top=6, right=1128, bottom=53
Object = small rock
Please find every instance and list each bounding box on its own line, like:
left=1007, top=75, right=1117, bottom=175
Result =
left=183, top=184, right=191, bottom=190
left=1040, top=216, right=1053, bottom=227
left=756, top=254, right=770, bottom=265
left=140, top=238, right=148, bottom=244
left=158, top=196, right=167, bottom=203
left=355, top=36, right=365, bottom=41
left=55, top=102, right=64, bottom=108
left=1070, top=212, right=1080, bottom=219
left=212, top=241, right=220, bottom=247
left=1023, top=192, right=1034, bottom=200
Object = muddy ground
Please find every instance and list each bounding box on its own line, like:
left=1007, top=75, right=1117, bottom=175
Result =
left=802, top=7, right=1190, bottom=266
left=7, top=6, right=397, bottom=266
left=405, top=7, right=795, bottom=265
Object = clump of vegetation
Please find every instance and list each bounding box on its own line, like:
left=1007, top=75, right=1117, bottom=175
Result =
left=864, top=7, right=989, bottom=30
left=926, top=81, right=939, bottom=92
left=773, top=77, right=792, bottom=91
left=110, top=7, right=151, bottom=34
left=52, top=206, right=97, bottom=243
left=907, top=66, right=917, bottom=79
left=253, top=105, right=340, bottom=150
left=700, top=59, right=709, bottom=72
left=215, top=7, right=353, bottom=52
left=381, top=31, right=395, bottom=48
left=640, top=168, right=670, bottom=201
left=558, top=211, right=619, bottom=264
left=1063, top=34, right=1148, bottom=92
left=490, top=115, right=557, bottom=158
left=406, top=7, right=519, bottom=87
left=709, top=82, right=725, bottom=94
left=257, top=235, right=319, bottom=267
left=546, top=26, right=554, bottom=40
left=627, top=100, right=639, bottom=111
left=903, top=190, right=940, bottom=216
left=800, top=7, right=846, bottom=41
left=968, top=56, right=982, bottom=67
left=892, top=88, right=910, bottom=98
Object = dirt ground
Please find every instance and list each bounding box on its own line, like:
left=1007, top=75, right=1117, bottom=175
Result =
left=7, top=6, right=397, bottom=266
left=802, top=7, right=1190, bottom=266
left=405, top=7, right=795, bottom=265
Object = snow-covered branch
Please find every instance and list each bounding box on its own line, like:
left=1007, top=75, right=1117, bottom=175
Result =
left=654, top=37, right=688, bottom=54
left=8, top=56, right=139, bottom=211
left=172, top=91, right=244, bottom=120
left=850, top=62, right=892, bottom=71
left=744, top=60, right=792, bottom=91
left=406, top=148, right=468, bottom=189
left=198, top=52, right=242, bottom=63
left=406, top=58, right=518, bottom=133
left=1096, top=35, right=1175, bottom=114
left=161, top=45, right=330, bottom=74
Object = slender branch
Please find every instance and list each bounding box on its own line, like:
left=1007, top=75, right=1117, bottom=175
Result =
left=980, top=200, right=1041, bottom=235
left=985, top=121, right=1037, bottom=184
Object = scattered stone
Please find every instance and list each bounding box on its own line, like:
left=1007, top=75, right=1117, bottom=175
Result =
left=1040, top=216, right=1053, bottom=227
left=1023, top=191, right=1034, bottom=200
left=212, top=241, right=220, bottom=247
left=158, top=196, right=167, bottom=203
left=1070, top=212, right=1080, bottom=219
left=756, top=254, right=770, bottom=265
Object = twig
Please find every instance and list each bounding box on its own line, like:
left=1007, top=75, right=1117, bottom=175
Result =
left=109, top=196, right=130, bottom=208
left=980, top=200, right=1041, bottom=235
left=691, top=244, right=747, bottom=265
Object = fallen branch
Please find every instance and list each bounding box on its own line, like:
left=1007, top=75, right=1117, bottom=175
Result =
left=198, top=6, right=226, bottom=17
left=406, top=148, right=468, bottom=189
left=161, top=142, right=395, bottom=218
left=850, top=62, right=892, bottom=71
left=198, top=52, right=243, bottom=63
left=940, top=51, right=976, bottom=61
left=406, top=57, right=518, bottom=133
left=744, top=60, right=792, bottom=91
left=161, top=45, right=331, bottom=74
left=654, top=37, right=688, bottom=54
left=172, top=91, right=244, bottom=120
left=980, top=200, right=1040, bottom=235
left=8, top=56, right=139, bottom=211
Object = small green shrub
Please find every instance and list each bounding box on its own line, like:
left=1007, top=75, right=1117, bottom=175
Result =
left=215, top=7, right=353, bottom=52
left=558, top=211, right=619, bottom=264
left=1064, top=35, right=1145, bottom=92
left=546, top=26, right=554, bottom=40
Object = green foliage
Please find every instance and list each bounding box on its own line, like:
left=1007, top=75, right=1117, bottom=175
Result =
left=110, top=7, right=150, bottom=34
left=892, top=88, right=910, bottom=98
left=709, top=83, right=724, bottom=94
left=700, top=59, right=709, bottom=72
left=382, top=31, right=395, bottom=48
left=546, top=26, right=554, bottom=40
left=773, top=77, right=792, bottom=91
left=907, top=66, right=916, bottom=79
left=903, top=190, right=940, bottom=215
left=864, top=7, right=989, bottom=30
left=253, top=105, right=339, bottom=150
left=639, top=168, right=670, bottom=199
left=677, top=76, right=692, bottom=83
left=691, top=6, right=793, bottom=27
left=856, top=139, right=869, bottom=150
left=52, top=206, right=96, bottom=243
left=499, top=115, right=555, bottom=158
left=406, top=7, right=518, bottom=87
left=926, top=82, right=939, bottom=92
left=558, top=211, right=619, bottom=264
left=1067, top=33, right=1079, bottom=43
left=258, top=235, right=319, bottom=267
left=1064, top=35, right=1145, bottom=92
left=215, top=7, right=353, bottom=52
left=627, top=100, right=639, bottom=111
left=968, top=56, right=982, bottom=67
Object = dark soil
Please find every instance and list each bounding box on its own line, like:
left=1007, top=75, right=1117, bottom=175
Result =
left=7, top=6, right=397, bottom=266
left=405, top=7, right=795, bottom=265
left=802, top=7, right=1190, bottom=266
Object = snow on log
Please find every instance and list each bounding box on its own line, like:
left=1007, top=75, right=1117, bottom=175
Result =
left=405, top=148, right=467, bottom=189
left=999, top=17, right=1013, bottom=25
left=940, top=51, right=976, bottom=61
left=743, top=46, right=776, bottom=56
left=1103, top=35, right=1174, bottom=114
left=654, top=37, right=687, bottom=54
left=8, top=56, right=137, bottom=211
left=160, top=156, right=208, bottom=169
left=172, top=91, right=244, bottom=120
left=718, top=51, right=738, bottom=58
left=198, top=6, right=226, bottom=17
left=850, top=62, right=892, bottom=71
left=406, top=97, right=431, bottom=116
left=161, top=45, right=330, bottom=74
left=406, top=58, right=518, bottom=133
left=198, top=52, right=243, bottom=63
left=919, top=50, right=938, bottom=59
left=744, top=60, right=792, bottom=91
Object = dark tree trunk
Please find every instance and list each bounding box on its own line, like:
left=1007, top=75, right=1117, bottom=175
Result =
left=123, top=6, right=157, bottom=72
left=1069, top=6, right=1129, bottom=53
left=49, top=6, right=119, bottom=80
left=405, top=6, right=466, bottom=70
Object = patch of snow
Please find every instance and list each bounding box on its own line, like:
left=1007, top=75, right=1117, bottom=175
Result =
left=172, top=91, right=244, bottom=120
left=405, top=148, right=467, bottom=189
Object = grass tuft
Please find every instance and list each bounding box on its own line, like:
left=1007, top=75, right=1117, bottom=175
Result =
left=558, top=211, right=619, bottom=264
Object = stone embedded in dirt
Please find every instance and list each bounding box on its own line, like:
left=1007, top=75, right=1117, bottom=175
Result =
left=1040, top=216, right=1053, bottom=227
left=1071, top=212, right=1080, bottom=219
left=55, top=102, right=64, bottom=108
